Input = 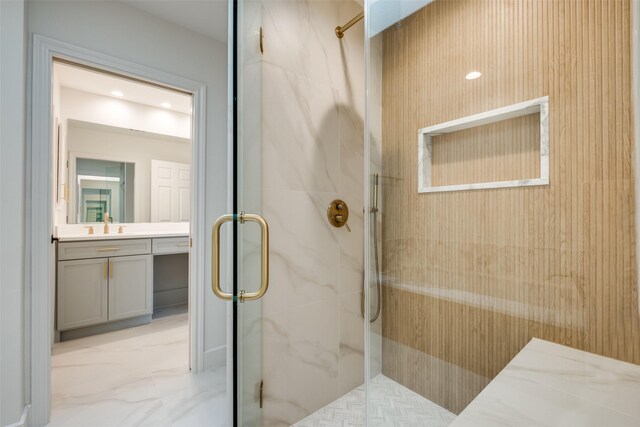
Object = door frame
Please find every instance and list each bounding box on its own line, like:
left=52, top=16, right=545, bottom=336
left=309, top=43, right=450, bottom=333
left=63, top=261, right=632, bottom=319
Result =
left=28, top=34, right=207, bottom=426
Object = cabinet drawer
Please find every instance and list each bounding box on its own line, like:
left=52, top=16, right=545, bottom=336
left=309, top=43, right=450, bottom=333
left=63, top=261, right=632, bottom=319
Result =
left=152, top=237, right=190, bottom=255
left=58, top=239, right=151, bottom=260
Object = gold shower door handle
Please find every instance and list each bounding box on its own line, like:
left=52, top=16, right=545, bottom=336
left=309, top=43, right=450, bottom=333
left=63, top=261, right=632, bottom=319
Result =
left=211, top=212, right=270, bottom=302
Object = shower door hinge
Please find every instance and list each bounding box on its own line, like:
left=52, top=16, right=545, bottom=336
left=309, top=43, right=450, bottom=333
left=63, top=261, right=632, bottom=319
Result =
left=259, top=26, right=264, bottom=54
left=259, top=379, right=264, bottom=408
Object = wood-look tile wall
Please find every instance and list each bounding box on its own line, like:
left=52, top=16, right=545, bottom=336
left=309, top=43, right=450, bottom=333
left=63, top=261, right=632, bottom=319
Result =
left=431, top=114, right=540, bottom=186
left=380, top=0, right=639, bottom=414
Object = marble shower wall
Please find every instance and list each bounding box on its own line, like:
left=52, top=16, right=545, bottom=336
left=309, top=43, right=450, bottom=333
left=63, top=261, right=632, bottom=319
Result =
left=258, top=0, right=366, bottom=425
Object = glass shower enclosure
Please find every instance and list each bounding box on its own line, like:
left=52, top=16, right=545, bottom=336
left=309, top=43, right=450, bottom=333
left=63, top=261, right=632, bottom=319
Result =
left=222, top=0, right=640, bottom=425
left=365, top=0, right=639, bottom=424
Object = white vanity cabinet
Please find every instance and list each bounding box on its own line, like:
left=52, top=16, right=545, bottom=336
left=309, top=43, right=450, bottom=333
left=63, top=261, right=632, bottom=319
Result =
left=57, top=239, right=153, bottom=332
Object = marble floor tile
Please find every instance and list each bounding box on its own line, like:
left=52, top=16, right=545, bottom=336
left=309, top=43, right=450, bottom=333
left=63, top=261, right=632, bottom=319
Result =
left=292, top=374, right=456, bottom=427
left=47, top=312, right=227, bottom=427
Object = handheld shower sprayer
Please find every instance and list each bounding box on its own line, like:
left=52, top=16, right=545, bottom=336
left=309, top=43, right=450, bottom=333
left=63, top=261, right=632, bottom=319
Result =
left=371, top=173, right=379, bottom=213
left=362, top=173, right=382, bottom=323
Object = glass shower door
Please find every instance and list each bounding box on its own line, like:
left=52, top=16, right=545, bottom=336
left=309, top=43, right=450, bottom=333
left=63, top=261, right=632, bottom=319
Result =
left=220, top=0, right=369, bottom=425
left=211, top=0, right=266, bottom=425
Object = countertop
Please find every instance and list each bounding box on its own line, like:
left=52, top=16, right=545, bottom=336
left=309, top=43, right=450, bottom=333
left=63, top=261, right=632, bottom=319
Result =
left=450, top=338, right=640, bottom=426
left=54, top=223, right=189, bottom=242
left=55, top=231, right=189, bottom=242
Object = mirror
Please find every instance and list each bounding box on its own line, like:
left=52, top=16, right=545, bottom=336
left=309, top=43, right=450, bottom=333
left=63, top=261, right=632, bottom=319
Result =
left=65, top=121, right=192, bottom=224
left=74, top=158, right=134, bottom=223
left=53, top=60, right=193, bottom=227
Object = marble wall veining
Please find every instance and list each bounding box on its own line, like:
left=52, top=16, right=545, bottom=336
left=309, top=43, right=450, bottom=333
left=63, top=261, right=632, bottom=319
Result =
left=254, top=0, right=366, bottom=425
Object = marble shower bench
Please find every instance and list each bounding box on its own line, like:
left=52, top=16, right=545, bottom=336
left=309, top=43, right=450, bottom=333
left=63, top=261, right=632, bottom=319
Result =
left=451, top=338, right=640, bottom=426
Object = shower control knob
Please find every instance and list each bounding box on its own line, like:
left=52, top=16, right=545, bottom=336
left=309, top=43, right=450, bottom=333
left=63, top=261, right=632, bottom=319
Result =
left=327, top=199, right=350, bottom=230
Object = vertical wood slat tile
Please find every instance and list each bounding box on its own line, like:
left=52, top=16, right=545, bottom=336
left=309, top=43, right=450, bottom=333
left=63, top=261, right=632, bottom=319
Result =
left=379, top=0, right=639, bottom=414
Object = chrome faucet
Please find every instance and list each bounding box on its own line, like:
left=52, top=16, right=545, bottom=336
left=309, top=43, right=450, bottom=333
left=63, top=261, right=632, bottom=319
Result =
left=103, top=212, right=110, bottom=234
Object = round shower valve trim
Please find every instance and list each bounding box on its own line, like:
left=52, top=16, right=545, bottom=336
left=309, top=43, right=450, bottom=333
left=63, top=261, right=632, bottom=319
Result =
left=327, top=199, right=350, bottom=232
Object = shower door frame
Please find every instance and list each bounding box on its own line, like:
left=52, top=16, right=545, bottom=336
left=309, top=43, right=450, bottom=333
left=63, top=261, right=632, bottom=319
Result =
left=227, top=0, right=266, bottom=424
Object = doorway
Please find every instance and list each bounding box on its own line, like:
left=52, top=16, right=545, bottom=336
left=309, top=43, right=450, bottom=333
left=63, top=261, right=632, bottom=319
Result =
left=29, top=37, right=210, bottom=426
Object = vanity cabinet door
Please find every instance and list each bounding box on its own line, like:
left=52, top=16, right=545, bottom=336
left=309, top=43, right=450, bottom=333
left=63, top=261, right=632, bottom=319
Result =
left=108, top=254, right=153, bottom=321
left=57, top=258, right=108, bottom=331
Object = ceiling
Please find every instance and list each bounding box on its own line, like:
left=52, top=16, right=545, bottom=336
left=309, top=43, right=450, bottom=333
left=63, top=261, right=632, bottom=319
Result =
left=54, top=61, right=193, bottom=114
left=120, top=0, right=228, bottom=43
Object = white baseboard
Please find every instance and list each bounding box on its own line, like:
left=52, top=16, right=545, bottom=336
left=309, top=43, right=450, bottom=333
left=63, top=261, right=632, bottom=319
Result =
left=203, top=345, right=226, bottom=370
left=4, top=405, right=30, bottom=427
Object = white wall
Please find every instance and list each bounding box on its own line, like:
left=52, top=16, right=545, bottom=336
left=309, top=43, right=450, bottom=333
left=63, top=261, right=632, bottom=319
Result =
left=60, top=87, right=191, bottom=139
left=66, top=122, right=191, bottom=224
left=26, top=0, right=228, bottom=411
left=0, top=0, right=27, bottom=425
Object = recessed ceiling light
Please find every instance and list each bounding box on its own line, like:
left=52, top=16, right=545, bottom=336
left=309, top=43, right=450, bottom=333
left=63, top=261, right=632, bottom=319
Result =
left=465, top=71, right=482, bottom=80
left=111, top=90, right=124, bottom=97
left=160, top=102, right=172, bottom=109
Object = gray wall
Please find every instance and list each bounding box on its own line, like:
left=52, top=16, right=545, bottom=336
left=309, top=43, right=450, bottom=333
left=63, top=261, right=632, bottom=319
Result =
left=0, top=0, right=27, bottom=424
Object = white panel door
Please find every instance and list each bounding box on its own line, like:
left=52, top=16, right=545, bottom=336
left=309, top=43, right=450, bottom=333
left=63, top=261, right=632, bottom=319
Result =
left=151, top=160, right=190, bottom=222
left=108, top=254, right=153, bottom=321
left=57, top=258, right=108, bottom=330
left=177, top=164, right=190, bottom=222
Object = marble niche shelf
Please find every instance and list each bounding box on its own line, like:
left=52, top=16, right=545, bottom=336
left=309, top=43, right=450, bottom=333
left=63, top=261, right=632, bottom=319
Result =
left=418, top=96, right=549, bottom=193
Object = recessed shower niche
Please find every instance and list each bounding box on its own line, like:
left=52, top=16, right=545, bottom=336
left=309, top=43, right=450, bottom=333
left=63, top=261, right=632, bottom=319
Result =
left=418, top=97, right=549, bottom=193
